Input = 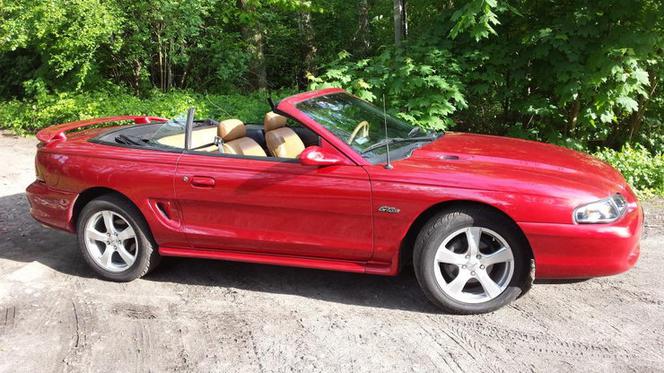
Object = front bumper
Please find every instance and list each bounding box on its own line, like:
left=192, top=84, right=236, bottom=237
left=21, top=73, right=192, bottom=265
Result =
left=26, top=180, right=77, bottom=232
left=519, top=205, right=643, bottom=279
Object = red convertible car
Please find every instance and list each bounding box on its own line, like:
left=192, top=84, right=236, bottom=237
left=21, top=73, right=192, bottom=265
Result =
left=26, top=88, right=643, bottom=314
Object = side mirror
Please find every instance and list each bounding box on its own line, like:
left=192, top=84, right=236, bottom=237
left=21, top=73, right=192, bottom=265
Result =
left=299, top=146, right=348, bottom=167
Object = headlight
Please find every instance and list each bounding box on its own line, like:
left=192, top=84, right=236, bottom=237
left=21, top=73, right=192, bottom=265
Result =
left=574, top=194, right=628, bottom=224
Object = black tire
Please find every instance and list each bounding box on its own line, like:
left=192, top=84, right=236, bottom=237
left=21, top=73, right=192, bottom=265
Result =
left=413, top=206, right=531, bottom=314
left=77, top=194, right=160, bottom=281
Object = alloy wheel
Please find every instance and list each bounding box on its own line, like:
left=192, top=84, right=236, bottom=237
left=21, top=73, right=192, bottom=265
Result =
left=83, top=210, right=138, bottom=272
left=432, top=227, right=514, bottom=304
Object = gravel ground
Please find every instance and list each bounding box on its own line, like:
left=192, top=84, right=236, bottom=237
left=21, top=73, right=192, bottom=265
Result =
left=0, top=130, right=663, bottom=372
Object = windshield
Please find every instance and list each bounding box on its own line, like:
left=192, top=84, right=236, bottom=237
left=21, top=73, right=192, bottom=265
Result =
left=296, top=93, right=439, bottom=163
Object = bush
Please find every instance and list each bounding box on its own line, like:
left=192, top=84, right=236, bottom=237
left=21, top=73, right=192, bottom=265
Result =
left=594, top=144, right=664, bottom=197
left=0, top=86, right=290, bottom=134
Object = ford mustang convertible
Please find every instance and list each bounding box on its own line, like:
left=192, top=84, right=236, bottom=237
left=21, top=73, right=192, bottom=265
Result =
left=26, top=88, right=643, bottom=314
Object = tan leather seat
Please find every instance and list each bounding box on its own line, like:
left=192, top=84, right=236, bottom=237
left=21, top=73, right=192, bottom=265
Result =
left=217, top=119, right=266, bottom=157
left=264, top=112, right=305, bottom=158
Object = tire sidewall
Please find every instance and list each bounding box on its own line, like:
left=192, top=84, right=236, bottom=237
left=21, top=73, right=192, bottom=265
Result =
left=414, top=208, right=530, bottom=314
left=77, top=197, right=154, bottom=282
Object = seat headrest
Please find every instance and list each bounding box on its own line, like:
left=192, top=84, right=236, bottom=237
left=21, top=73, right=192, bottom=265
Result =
left=264, top=112, right=287, bottom=131
left=218, top=119, right=245, bottom=141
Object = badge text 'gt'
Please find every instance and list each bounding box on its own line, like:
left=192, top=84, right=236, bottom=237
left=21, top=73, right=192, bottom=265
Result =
left=378, top=206, right=400, bottom=214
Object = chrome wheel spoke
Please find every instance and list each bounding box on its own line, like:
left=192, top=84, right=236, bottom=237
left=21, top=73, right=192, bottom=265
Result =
left=465, top=227, right=482, bottom=256
left=117, top=226, right=136, bottom=241
left=101, top=211, right=116, bottom=234
left=447, top=270, right=471, bottom=296
left=435, top=248, right=466, bottom=265
left=99, top=245, right=114, bottom=267
left=116, top=245, right=135, bottom=265
left=476, top=269, right=502, bottom=298
left=86, top=227, right=107, bottom=242
left=481, top=247, right=513, bottom=266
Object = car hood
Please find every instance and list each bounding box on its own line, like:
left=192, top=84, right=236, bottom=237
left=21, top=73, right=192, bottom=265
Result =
left=395, top=132, right=631, bottom=200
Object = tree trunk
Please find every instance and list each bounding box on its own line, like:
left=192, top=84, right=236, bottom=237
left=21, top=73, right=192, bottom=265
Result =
left=167, top=61, right=173, bottom=91
left=237, top=0, right=267, bottom=90
left=628, top=75, right=658, bottom=141
left=567, top=97, right=580, bottom=135
left=180, top=62, right=189, bottom=88
left=133, top=60, right=142, bottom=93
left=502, top=70, right=511, bottom=122
left=299, top=9, right=316, bottom=89
left=157, top=32, right=164, bottom=91
left=253, top=31, right=267, bottom=90
left=356, top=0, right=370, bottom=55
left=393, top=0, right=405, bottom=47
left=402, top=0, right=408, bottom=38
left=166, top=41, right=174, bottom=90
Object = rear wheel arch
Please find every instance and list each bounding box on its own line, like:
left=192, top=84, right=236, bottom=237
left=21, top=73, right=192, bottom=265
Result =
left=71, top=187, right=142, bottom=232
left=399, top=200, right=534, bottom=271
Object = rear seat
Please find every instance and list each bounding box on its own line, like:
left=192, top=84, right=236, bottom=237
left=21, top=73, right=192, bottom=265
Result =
left=244, top=124, right=268, bottom=150
left=157, top=119, right=268, bottom=157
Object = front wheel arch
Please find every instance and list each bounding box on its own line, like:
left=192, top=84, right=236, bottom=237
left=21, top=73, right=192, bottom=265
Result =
left=399, top=200, right=534, bottom=272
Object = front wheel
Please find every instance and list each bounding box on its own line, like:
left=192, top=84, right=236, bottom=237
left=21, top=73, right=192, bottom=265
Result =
left=413, top=206, right=531, bottom=314
left=77, top=195, right=160, bottom=281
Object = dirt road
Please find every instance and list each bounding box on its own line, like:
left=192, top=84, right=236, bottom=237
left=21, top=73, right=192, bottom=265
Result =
left=0, top=130, right=662, bottom=372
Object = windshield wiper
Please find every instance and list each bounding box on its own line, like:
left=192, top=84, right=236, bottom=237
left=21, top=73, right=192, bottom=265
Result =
left=360, top=135, right=438, bottom=154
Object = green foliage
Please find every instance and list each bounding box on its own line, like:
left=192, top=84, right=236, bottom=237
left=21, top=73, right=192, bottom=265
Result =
left=0, top=0, right=663, bottom=195
left=0, top=86, right=280, bottom=134
left=0, top=0, right=122, bottom=90
left=449, top=0, right=501, bottom=41
left=309, top=45, right=467, bottom=130
left=594, top=144, right=664, bottom=197
left=455, top=0, right=664, bottom=149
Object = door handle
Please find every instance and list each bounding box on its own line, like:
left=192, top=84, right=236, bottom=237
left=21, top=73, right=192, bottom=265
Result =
left=189, top=176, right=216, bottom=188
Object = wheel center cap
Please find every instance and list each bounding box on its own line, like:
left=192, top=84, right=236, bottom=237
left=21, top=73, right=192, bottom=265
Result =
left=466, top=259, right=479, bottom=271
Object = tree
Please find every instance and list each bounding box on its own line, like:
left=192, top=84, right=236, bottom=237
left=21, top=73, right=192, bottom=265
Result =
left=0, top=0, right=121, bottom=92
left=299, top=4, right=316, bottom=88
left=237, top=0, right=267, bottom=90
left=355, top=0, right=370, bottom=55
left=393, top=0, right=406, bottom=47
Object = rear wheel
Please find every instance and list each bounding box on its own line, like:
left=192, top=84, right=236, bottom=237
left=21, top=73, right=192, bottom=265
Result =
left=413, top=206, right=531, bottom=314
left=77, top=195, right=160, bottom=281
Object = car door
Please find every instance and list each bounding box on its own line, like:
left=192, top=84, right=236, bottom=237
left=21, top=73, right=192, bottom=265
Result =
left=173, top=146, right=373, bottom=261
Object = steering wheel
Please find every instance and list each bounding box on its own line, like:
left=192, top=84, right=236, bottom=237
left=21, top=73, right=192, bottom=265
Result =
left=347, top=120, right=369, bottom=144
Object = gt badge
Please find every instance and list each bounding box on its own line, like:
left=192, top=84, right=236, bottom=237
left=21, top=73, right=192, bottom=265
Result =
left=378, top=206, right=400, bottom=214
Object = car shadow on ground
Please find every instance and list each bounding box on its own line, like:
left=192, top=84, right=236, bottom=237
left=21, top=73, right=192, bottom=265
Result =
left=0, top=192, right=441, bottom=313
left=0, top=193, right=95, bottom=278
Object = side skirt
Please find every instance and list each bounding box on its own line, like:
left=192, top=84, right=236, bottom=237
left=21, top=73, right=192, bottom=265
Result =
left=159, top=247, right=395, bottom=276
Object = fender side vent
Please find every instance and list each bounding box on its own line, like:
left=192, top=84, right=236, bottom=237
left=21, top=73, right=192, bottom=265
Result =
left=156, top=201, right=172, bottom=220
